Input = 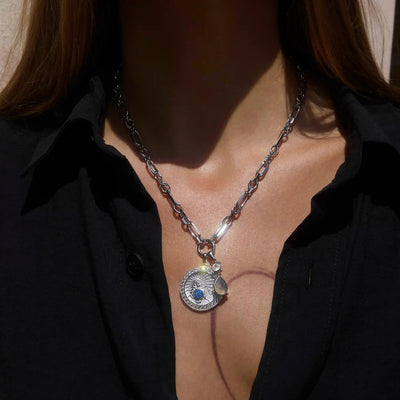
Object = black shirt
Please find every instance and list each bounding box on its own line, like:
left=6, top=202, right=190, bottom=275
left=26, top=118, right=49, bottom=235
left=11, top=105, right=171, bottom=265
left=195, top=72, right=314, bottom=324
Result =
left=1, top=75, right=400, bottom=400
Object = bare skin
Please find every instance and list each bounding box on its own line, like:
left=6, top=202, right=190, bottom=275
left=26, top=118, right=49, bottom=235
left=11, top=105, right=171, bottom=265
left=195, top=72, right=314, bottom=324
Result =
left=103, top=1, right=347, bottom=399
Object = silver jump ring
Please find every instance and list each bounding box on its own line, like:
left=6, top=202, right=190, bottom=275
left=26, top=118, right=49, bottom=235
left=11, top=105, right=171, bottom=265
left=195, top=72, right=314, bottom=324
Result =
left=197, top=239, right=216, bottom=259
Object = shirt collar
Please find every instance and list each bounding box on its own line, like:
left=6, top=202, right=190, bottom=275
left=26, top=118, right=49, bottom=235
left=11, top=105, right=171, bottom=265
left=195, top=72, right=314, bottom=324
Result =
left=19, top=74, right=109, bottom=178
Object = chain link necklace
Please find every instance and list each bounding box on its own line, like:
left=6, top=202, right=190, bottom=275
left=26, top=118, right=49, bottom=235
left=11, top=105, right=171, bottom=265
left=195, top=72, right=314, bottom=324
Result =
left=113, top=67, right=306, bottom=312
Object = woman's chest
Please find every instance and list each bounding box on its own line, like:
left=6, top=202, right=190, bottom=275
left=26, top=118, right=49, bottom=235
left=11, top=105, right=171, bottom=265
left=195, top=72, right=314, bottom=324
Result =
left=158, top=182, right=323, bottom=400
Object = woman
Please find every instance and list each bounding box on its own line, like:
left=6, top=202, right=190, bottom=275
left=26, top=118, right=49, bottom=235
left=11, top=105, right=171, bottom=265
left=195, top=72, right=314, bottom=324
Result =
left=0, top=1, right=399, bottom=399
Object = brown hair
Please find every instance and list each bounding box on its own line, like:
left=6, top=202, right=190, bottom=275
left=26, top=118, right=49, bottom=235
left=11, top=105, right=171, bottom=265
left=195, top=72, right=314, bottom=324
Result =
left=0, top=0, right=399, bottom=118
left=278, top=0, right=398, bottom=101
left=0, top=0, right=96, bottom=118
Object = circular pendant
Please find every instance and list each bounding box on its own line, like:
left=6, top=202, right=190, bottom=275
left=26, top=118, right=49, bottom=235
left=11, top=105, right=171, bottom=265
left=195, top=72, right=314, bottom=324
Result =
left=180, top=265, right=227, bottom=312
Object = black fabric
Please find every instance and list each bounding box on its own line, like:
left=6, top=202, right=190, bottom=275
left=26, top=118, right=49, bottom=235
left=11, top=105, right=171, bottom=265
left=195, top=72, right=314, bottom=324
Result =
left=1, top=75, right=400, bottom=400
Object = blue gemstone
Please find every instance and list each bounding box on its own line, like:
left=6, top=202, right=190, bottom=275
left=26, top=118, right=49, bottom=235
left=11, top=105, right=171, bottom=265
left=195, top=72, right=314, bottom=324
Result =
left=193, top=289, right=204, bottom=300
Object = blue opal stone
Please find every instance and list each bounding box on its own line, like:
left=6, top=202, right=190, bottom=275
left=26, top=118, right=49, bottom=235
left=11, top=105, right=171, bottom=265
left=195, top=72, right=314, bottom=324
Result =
left=193, top=289, right=204, bottom=300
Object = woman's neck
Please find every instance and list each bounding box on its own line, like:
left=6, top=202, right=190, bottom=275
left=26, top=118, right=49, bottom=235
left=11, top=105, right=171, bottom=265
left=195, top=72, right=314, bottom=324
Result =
left=117, top=0, right=294, bottom=166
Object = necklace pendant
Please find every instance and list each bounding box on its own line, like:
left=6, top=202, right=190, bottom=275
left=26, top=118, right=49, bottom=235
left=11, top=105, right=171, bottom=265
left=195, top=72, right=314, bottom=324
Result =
left=180, top=263, right=228, bottom=312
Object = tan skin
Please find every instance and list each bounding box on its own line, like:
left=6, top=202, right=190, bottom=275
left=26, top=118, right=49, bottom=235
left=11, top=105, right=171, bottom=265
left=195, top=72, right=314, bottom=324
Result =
left=103, top=1, right=347, bottom=399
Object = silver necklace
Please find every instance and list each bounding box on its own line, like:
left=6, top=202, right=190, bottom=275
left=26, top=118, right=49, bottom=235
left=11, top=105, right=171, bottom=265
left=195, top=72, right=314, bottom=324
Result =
left=113, top=67, right=306, bottom=312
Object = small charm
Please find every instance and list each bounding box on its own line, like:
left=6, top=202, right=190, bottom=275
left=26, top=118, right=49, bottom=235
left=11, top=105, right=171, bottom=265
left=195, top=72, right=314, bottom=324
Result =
left=211, top=262, right=222, bottom=272
left=180, top=264, right=227, bottom=312
left=214, top=276, right=228, bottom=295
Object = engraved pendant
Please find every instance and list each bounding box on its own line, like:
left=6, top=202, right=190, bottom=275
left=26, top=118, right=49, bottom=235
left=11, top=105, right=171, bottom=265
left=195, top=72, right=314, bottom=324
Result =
left=180, top=263, right=228, bottom=312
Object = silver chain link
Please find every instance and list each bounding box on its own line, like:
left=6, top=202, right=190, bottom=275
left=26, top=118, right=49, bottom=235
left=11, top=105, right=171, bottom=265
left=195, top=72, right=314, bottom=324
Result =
left=113, top=67, right=306, bottom=256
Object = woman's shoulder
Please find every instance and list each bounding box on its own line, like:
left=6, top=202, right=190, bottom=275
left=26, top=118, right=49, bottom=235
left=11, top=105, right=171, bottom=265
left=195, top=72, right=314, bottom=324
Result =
left=0, top=118, right=38, bottom=173
left=362, top=97, right=400, bottom=146
left=0, top=74, right=107, bottom=170
left=0, top=117, right=53, bottom=181
left=332, top=84, right=400, bottom=156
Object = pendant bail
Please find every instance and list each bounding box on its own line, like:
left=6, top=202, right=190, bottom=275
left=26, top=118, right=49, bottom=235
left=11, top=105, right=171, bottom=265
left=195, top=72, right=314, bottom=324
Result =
left=197, top=238, right=216, bottom=262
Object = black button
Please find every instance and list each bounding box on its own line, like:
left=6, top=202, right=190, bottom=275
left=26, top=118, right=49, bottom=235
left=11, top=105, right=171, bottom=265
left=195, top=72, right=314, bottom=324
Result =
left=126, top=250, right=144, bottom=280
